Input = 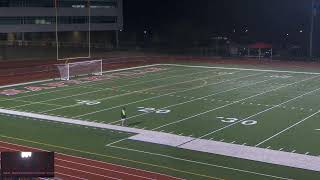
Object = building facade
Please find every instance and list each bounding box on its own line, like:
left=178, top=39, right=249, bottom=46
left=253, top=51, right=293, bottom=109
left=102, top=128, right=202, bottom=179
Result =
left=0, top=0, right=123, bottom=42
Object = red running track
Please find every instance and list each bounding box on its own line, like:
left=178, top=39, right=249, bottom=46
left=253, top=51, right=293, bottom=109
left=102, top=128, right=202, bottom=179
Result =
left=0, top=141, right=184, bottom=180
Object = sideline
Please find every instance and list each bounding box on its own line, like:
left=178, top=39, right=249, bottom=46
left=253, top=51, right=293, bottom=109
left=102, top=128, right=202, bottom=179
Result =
left=0, top=108, right=318, bottom=173
left=163, top=64, right=320, bottom=75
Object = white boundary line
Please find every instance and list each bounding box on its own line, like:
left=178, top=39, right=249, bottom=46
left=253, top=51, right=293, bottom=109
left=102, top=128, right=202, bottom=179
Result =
left=162, top=64, right=320, bottom=75
left=3, top=61, right=318, bottom=91
left=0, top=109, right=311, bottom=177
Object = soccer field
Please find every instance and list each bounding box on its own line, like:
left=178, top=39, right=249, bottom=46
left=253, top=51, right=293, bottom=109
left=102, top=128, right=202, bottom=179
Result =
left=1, top=63, right=320, bottom=179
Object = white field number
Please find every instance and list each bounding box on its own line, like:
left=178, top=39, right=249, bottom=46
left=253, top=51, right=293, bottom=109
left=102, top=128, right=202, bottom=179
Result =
left=217, top=117, right=257, bottom=126
left=218, top=72, right=234, bottom=75
left=77, top=100, right=101, bottom=106
left=268, top=75, right=292, bottom=79
left=138, top=107, right=171, bottom=114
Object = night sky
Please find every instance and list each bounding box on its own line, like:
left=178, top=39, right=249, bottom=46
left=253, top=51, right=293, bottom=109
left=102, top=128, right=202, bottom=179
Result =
left=123, top=0, right=314, bottom=46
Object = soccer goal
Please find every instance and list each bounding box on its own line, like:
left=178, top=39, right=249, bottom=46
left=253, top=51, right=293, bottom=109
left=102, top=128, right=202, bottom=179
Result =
left=56, top=60, right=102, bottom=80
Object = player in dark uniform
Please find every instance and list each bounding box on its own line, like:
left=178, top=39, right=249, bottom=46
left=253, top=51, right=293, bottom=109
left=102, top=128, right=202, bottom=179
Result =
left=121, top=107, right=127, bottom=126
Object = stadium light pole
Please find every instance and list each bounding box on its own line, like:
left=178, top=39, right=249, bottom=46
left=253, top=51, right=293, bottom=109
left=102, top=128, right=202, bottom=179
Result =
left=55, top=0, right=59, bottom=60
left=88, top=0, right=91, bottom=58
left=310, top=0, right=316, bottom=58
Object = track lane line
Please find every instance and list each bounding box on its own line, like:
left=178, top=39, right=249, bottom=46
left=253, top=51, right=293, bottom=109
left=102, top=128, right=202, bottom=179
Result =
left=255, top=110, right=320, bottom=146
left=56, top=158, right=155, bottom=180
left=55, top=172, right=88, bottom=180
left=55, top=165, right=122, bottom=180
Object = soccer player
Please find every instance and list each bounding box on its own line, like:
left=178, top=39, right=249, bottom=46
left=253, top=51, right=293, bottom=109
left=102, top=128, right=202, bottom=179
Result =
left=121, top=107, right=127, bottom=126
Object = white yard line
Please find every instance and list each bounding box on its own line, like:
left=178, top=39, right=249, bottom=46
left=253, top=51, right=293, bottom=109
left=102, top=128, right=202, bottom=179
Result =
left=192, top=79, right=320, bottom=140
left=110, top=73, right=269, bottom=124
left=255, top=110, right=320, bottom=146
left=105, top=138, right=128, bottom=146
left=154, top=75, right=319, bottom=132
left=8, top=99, right=63, bottom=107
left=73, top=73, right=261, bottom=119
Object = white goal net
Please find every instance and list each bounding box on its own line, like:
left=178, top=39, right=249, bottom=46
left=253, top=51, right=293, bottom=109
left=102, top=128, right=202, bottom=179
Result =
left=56, top=60, right=102, bottom=80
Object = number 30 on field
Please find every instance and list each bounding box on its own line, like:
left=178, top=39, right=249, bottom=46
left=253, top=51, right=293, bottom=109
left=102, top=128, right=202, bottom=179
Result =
left=217, top=117, right=257, bottom=126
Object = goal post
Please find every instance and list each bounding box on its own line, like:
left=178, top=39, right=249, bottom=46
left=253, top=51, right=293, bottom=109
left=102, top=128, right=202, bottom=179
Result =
left=56, top=60, right=102, bottom=80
